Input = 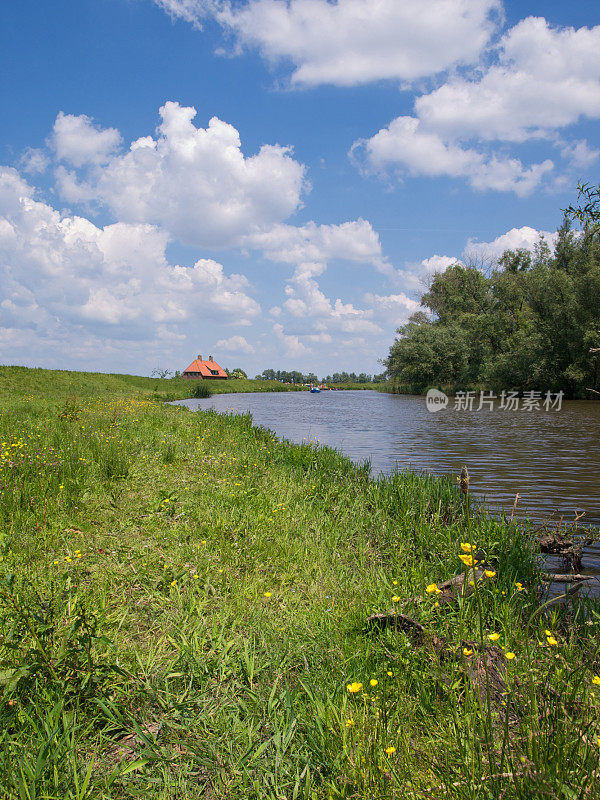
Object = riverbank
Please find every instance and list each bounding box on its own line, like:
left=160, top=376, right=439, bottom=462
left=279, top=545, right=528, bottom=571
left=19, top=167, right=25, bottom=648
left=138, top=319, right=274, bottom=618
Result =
left=0, top=366, right=388, bottom=404
left=1, top=378, right=599, bottom=798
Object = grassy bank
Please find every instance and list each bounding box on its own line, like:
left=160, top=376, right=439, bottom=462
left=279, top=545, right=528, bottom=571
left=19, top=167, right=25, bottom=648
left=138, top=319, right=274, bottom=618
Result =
left=0, top=366, right=388, bottom=404
left=1, top=373, right=599, bottom=799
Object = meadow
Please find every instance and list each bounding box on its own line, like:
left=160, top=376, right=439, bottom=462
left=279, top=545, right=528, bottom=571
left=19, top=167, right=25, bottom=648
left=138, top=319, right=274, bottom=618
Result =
left=0, top=367, right=599, bottom=799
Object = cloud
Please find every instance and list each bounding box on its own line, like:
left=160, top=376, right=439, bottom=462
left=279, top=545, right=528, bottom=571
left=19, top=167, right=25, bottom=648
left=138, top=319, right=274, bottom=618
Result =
left=51, top=111, right=122, bottom=167
left=54, top=101, right=308, bottom=248
left=20, top=148, right=50, bottom=175
left=155, top=0, right=501, bottom=87
left=215, top=334, right=255, bottom=353
left=0, top=167, right=260, bottom=362
left=242, top=218, right=387, bottom=270
left=560, top=139, right=600, bottom=169
left=355, top=116, right=553, bottom=196
left=415, top=18, right=600, bottom=143
left=465, top=225, right=559, bottom=261
left=272, top=323, right=309, bottom=357
left=363, top=292, right=420, bottom=323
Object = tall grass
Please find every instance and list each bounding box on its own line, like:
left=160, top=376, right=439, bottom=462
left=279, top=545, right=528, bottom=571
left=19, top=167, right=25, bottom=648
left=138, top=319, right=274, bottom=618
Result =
left=0, top=371, right=598, bottom=798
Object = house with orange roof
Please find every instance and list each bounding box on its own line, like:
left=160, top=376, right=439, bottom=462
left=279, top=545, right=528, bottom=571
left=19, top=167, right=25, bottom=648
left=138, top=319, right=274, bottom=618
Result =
left=182, top=354, right=228, bottom=379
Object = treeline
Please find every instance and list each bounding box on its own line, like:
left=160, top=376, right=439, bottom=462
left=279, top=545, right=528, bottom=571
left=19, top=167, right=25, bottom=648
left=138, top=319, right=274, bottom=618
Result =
left=256, top=369, right=386, bottom=384
left=386, top=219, right=600, bottom=397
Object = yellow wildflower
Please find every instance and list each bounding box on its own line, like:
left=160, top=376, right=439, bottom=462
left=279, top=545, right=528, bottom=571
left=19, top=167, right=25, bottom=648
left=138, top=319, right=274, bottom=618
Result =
left=547, top=636, right=558, bottom=646
left=515, top=582, right=524, bottom=591
left=545, top=630, right=552, bottom=636
left=385, top=746, right=396, bottom=755
left=426, top=583, right=441, bottom=594
left=592, top=676, right=600, bottom=686
left=65, top=557, right=72, bottom=563
left=347, top=682, right=363, bottom=693
left=346, top=718, right=355, bottom=727
left=488, top=633, right=501, bottom=641
left=459, top=554, right=478, bottom=567
left=485, top=570, right=496, bottom=578
left=193, top=574, right=199, bottom=580
left=264, top=591, right=272, bottom=598
left=392, top=580, right=398, bottom=586
left=463, top=648, right=473, bottom=656
left=460, top=543, right=474, bottom=553
left=370, top=679, right=378, bottom=687
left=505, top=652, right=516, bottom=660
left=392, top=595, right=401, bottom=602
left=387, top=671, right=393, bottom=677
left=170, top=580, right=177, bottom=587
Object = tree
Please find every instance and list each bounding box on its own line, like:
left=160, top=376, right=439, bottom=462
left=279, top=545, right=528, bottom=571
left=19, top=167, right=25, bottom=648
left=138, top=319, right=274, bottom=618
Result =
left=564, top=182, right=600, bottom=234
left=151, top=367, right=172, bottom=378
left=230, top=368, right=247, bottom=379
left=384, top=187, right=600, bottom=395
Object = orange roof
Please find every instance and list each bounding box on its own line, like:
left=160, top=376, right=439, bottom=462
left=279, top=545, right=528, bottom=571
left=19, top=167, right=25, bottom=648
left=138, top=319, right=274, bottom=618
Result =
left=183, top=358, right=227, bottom=378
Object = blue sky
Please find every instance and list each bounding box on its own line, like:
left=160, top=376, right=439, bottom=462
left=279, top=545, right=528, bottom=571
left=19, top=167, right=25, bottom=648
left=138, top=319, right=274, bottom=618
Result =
left=1, top=0, right=599, bottom=378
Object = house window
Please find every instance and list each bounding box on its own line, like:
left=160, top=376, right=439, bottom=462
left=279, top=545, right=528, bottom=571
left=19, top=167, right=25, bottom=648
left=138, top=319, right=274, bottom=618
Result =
left=210, top=369, right=219, bottom=375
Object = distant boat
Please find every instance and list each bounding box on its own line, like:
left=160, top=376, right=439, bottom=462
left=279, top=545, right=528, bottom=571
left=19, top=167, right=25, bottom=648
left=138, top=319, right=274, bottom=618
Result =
left=310, top=386, right=320, bottom=393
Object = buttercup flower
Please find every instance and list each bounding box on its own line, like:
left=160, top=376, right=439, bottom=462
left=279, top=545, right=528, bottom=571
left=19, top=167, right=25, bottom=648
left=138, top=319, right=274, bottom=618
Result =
left=515, top=582, right=524, bottom=591
left=264, top=592, right=272, bottom=598
left=460, top=543, right=474, bottom=553
left=385, top=746, right=396, bottom=755
left=485, top=570, right=496, bottom=578
left=459, top=554, right=478, bottom=567
left=547, top=636, right=558, bottom=646
left=426, top=583, right=441, bottom=594
left=505, top=652, right=516, bottom=660
left=488, top=633, right=501, bottom=641
left=370, top=679, right=378, bottom=687
left=347, top=682, right=363, bottom=693
left=392, top=595, right=401, bottom=602
left=463, top=648, right=473, bottom=656
left=346, top=718, right=355, bottom=727
left=592, top=676, right=600, bottom=686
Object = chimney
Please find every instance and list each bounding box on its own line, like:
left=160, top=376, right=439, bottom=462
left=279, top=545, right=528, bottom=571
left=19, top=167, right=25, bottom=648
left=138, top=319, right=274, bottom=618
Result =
left=197, top=354, right=202, bottom=361
left=209, top=355, right=213, bottom=361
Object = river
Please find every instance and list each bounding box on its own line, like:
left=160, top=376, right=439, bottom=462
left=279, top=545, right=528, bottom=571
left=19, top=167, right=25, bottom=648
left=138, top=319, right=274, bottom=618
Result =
left=173, top=390, right=600, bottom=571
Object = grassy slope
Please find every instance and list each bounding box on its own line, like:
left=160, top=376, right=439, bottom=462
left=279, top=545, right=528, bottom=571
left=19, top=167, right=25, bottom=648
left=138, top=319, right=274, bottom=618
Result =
left=0, top=366, right=387, bottom=404
left=0, top=369, right=599, bottom=799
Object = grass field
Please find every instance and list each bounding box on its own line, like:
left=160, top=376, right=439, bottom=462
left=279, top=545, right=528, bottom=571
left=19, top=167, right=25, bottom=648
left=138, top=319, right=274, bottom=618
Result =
left=0, top=366, right=387, bottom=405
left=1, top=368, right=599, bottom=799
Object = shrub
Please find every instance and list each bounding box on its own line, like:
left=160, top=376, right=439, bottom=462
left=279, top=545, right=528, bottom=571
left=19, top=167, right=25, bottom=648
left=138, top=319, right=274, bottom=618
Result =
left=190, top=382, right=212, bottom=398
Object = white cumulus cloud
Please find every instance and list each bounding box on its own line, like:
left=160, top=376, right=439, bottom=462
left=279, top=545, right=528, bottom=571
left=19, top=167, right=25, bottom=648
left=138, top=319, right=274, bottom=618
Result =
left=54, top=101, right=308, bottom=248
left=215, top=334, right=255, bottom=353
left=415, top=18, right=600, bottom=143
left=0, top=167, right=260, bottom=366
left=355, top=115, right=553, bottom=196
left=154, top=0, right=501, bottom=86
left=51, top=111, right=122, bottom=167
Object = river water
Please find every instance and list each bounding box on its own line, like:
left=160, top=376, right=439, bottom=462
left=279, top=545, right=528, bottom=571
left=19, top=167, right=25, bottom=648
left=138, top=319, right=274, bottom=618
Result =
left=173, top=390, right=600, bottom=571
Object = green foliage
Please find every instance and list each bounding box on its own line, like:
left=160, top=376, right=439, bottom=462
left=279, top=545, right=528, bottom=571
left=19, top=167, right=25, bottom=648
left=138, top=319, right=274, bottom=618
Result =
left=189, top=382, right=213, bottom=398
left=386, top=215, right=600, bottom=395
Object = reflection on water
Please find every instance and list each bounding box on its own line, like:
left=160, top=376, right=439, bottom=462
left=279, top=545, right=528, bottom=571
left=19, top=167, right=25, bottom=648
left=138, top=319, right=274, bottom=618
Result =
left=173, top=390, right=600, bottom=570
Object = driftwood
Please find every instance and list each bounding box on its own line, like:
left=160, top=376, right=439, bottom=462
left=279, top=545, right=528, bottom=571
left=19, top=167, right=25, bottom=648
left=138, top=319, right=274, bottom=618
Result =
left=540, top=572, right=596, bottom=583
left=365, top=609, right=513, bottom=723
left=537, top=531, right=595, bottom=571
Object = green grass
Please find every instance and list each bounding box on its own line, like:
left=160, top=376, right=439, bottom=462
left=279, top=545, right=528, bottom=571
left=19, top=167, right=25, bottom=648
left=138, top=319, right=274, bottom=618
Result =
left=0, top=366, right=388, bottom=405
left=0, top=368, right=599, bottom=799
